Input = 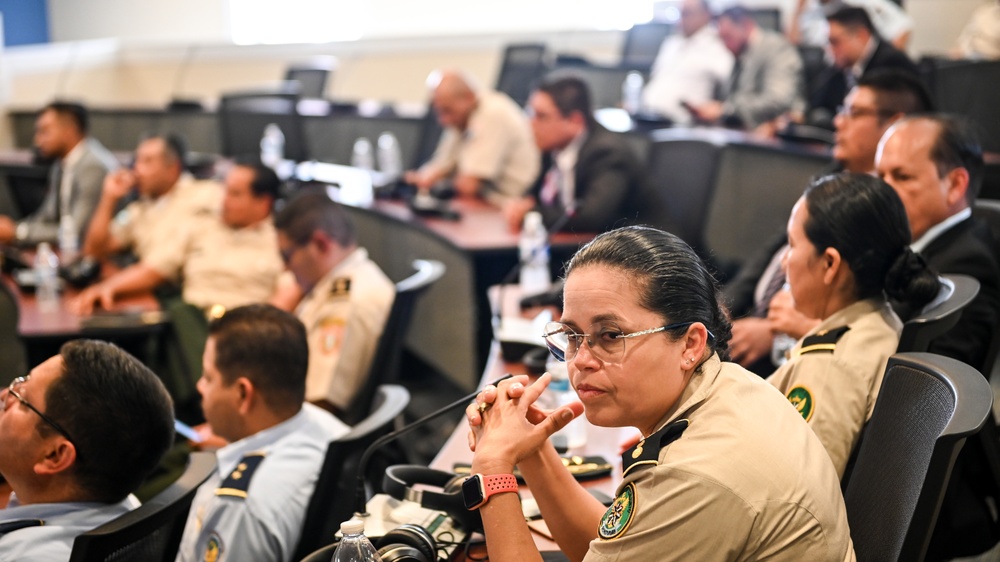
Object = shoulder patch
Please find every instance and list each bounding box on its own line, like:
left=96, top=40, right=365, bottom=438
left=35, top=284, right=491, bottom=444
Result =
left=786, top=385, right=815, bottom=422
left=599, top=482, right=637, bottom=540
left=215, top=452, right=266, bottom=498
left=204, top=532, right=224, bottom=562
left=330, top=278, right=351, bottom=297
left=797, top=325, right=850, bottom=356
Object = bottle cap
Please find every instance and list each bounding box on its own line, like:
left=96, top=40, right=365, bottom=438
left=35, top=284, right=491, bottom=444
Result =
left=523, top=211, right=543, bottom=231
left=340, top=519, right=365, bottom=535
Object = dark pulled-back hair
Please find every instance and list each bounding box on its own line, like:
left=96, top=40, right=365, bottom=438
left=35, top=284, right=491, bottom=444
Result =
left=536, top=76, right=596, bottom=128
left=274, top=188, right=356, bottom=247
left=45, top=340, right=174, bottom=503
left=565, top=226, right=733, bottom=360
left=208, top=304, right=309, bottom=414
left=802, top=173, right=939, bottom=307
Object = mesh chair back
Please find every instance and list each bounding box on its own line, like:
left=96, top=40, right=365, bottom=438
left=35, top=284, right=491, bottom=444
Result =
left=68, top=452, right=217, bottom=562
left=897, top=274, right=980, bottom=354
left=844, top=353, right=992, bottom=561
left=0, top=281, right=26, bottom=387
left=218, top=90, right=309, bottom=162
left=621, top=22, right=675, bottom=73
left=341, top=259, right=445, bottom=426
left=495, top=44, right=550, bottom=107
left=292, top=385, right=411, bottom=561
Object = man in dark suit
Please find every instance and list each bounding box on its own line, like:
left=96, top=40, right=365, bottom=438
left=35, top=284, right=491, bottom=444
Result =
left=0, top=102, right=118, bottom=247
left=876, top=114, right=1000, bottom=559
left=808, top=7, right=919, bottom=126
left=503, top=76, right=646, bottom=234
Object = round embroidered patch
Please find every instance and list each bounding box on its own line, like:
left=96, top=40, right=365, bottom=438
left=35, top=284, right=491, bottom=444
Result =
left=204, top=532, right=224, bottom=562
left=599, top=482, right=636, bottom=540
left=786, top=385, right=815, bottom=422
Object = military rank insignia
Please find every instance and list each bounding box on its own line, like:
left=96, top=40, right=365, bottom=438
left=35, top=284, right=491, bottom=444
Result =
left=786, top=385, right=815, bottom=422
left=599, top=482, right=636, bottom=540
left=331, top=277, right=351, bottom=297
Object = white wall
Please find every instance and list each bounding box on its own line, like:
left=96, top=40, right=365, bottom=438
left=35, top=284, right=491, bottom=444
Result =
left=48, top=0, right=229, bottom=43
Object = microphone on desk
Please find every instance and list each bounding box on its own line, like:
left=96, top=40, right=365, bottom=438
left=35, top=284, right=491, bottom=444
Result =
left=354, top=374, right=514, bottom=531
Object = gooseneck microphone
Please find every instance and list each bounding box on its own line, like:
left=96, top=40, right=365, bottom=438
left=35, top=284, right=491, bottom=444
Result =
left=354, top=374, right=514, bottom=517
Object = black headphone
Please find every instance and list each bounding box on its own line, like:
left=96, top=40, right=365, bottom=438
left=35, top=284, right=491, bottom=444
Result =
left=375, top=523, right=439, bottom=562
left=382, top=465, right=482, bottom=532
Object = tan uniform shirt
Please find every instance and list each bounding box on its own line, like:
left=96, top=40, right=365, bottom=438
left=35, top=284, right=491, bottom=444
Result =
left=768, top=298, right=902, bottom=477
left=143, top=215, right=283, bottom=310
left=426, top=90, right=539, bottom=206
left=589, top=355, right=855, bottom=562
left=111, top=174, right=222, bottom=261
left=295, top=248, right=395, bottom=409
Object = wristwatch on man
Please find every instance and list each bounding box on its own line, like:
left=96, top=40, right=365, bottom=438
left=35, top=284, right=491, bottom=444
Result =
left=462, top=473, right=518, bottom=510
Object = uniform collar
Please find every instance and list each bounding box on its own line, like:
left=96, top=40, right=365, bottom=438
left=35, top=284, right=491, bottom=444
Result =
left=215, top=405, right=311, bottom=477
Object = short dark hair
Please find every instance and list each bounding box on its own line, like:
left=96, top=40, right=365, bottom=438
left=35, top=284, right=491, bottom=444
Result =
left=922, top=115, right=985, bottom=201
left=239, top=162, right=282, bottom=201
left=140, top=132, right=188, bottom=168
left=718, top=5, right=754, bottom=25
left=274, top=188, right=356, bottom=247
left=208, top=304, right=308, bottom=414
left=827, top=6, right=876, bottom=35
left=44, top=340, right=174, bottom=503
left=857, top=69, right=934, bottom=117
left=42, top=102, right=89, bottom=135
left=802, top=173, right=939, bottom=307
left=565, top=226, right=733, bottom=360
left=536, top=76, right=595, bottom=128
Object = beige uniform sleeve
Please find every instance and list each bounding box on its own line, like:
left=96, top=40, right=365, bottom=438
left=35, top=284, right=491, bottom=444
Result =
left=110, top=201, right=139, bottom=251
left=141, top=219, right=200, bottom=282
left=456, top=110, right=515, bottom=182
left=423, top=130, right=460, bottom=176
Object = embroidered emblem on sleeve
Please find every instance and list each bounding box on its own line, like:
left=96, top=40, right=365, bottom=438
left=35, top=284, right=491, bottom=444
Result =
left=317, top=317, right=346, bottom=355
left=204, top=532, right=224, bottom=562
left=786, top=385, right=815, bottom=422
left=599, top=482, right=636, bottom=540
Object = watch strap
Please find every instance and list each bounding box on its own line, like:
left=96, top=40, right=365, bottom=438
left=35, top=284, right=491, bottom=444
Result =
left=481, top=473, right=518, bottom=502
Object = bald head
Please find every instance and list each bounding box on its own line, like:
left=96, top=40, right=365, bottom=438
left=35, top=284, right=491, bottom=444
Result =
left=430, top=70, right=480, bottom=130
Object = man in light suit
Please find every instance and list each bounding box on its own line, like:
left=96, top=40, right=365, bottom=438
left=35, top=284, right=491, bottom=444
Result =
left=688, top=5, right=804, bottom=129
left=0, top=102, right=118, bottom=246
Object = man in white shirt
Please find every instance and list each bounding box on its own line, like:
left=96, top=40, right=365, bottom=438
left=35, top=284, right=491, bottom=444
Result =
left=641, top=0, right=734, bottom=124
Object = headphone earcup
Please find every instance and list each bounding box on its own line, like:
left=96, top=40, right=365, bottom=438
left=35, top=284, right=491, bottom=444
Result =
left=375, top=523, right=437, bottom=562
left=442, top=474, right=466, bottom=494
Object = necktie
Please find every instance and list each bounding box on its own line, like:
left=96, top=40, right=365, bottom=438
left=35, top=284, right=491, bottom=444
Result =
left=539, top=166, right=561, bottom=207
left=751, top=263, right=787, bottom=318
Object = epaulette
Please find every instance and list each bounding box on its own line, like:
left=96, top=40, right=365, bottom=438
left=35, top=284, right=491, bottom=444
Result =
left=621, top=418, right=689, bottom=477
left=330, top=278, right=351, bottom=297
left=796, top=326, right=851, bottom=356
left=215, top=452, right=266, bottom=499
left=0, top=519, right=44, bottom=536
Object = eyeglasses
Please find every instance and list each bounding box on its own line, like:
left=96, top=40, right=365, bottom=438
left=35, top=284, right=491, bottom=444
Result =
left=2, top=376, right=77, bottom=447
left=836, top=105, right=890, bottom=120
left=543, top=321, right=714, bottom=363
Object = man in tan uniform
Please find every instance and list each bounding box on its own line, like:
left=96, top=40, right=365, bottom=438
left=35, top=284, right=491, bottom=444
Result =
left=83, top=134, right=220, bottom=262
left=73, top=162, right=284, bottom=315
left=404, top=69, right=539, bottom=206
left=274, top=189, right=395, bottom=415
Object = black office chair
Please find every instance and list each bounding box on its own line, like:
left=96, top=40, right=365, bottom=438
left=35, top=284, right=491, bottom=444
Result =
left=843, top=352, right=993, bottom=562
left=620, top=22, right=674, bottom=73
left=897, top=274, right=980, bottom=355
left=920, top=57, right=1000, bottom=153
left=285, top=63, right=334, bottom=99
left=749, top=8, right=782, bottom=32
left=292, top=384, right=411, bottom=561
left=301, top=543, right=338, bottom=562
left=495, top=43, right=550, bottom=107
left=0, top=281, right=27, bottom=386
left=68, top=451, right=217, bottom=562
left=341, top=259, right=446, bottom=426
left=218, top=89, right=309, bottom=162
left=973, top=198, right=1000, bottom=254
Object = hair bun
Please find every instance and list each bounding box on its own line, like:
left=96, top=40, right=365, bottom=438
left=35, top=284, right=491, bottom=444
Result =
left=884, top=247, right=939, bottom=307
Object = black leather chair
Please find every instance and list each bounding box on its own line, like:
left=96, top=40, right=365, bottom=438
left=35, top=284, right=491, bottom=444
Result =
left=843, top=353, right=993, bottom=562
left=301, top=542, right=338, bottom=562
left=218, top=89, right=309, bottom=162
left=292, top=385, right=411, bottom=561
left=341, top=259, right=446, bottom=426
left=897, top=274, right=980, bottom=355
left=495, top=43, right=550, bottom=107
left=620, top=22, right=674, bottom=73
left=68, top=451, right=217, bottom=562
left=0, top=281, right=27, bottom=386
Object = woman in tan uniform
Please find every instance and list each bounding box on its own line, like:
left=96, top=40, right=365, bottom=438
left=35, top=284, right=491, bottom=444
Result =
left=464, top=226, right=856, bottom=561
left=767, top=173, right=938, bottom=477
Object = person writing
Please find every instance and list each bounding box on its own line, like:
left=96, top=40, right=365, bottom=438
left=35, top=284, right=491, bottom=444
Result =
left=466, top=226, right=855, bottom=561
left=767, top=173, right=938, bottom=477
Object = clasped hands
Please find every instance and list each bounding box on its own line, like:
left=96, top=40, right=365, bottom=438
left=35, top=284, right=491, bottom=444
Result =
left=464, top=374, right=584, bottom=473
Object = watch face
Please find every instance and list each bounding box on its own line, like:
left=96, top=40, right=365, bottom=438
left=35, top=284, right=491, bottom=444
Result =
left=461, top=475, right=486, bottom=510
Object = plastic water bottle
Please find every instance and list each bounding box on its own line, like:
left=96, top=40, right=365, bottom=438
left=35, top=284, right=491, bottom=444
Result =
left=34, top=242, right=60, bottom=313
left=260, top=123, right=285, bottom=170
left=331, top=519, right=382, bottom=562
left=545, top=359, right=587, bottom=452
left=770, top=283, right=798, bottom=367
left=376, top=132, right=403, bottom=180
left=351, top=138, right=375, bottom=171
left=58, top=214, right=78, bottom=264
left=519, top=211, right=550, bottom=298
left=621, top=71, right=645, bottom=115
